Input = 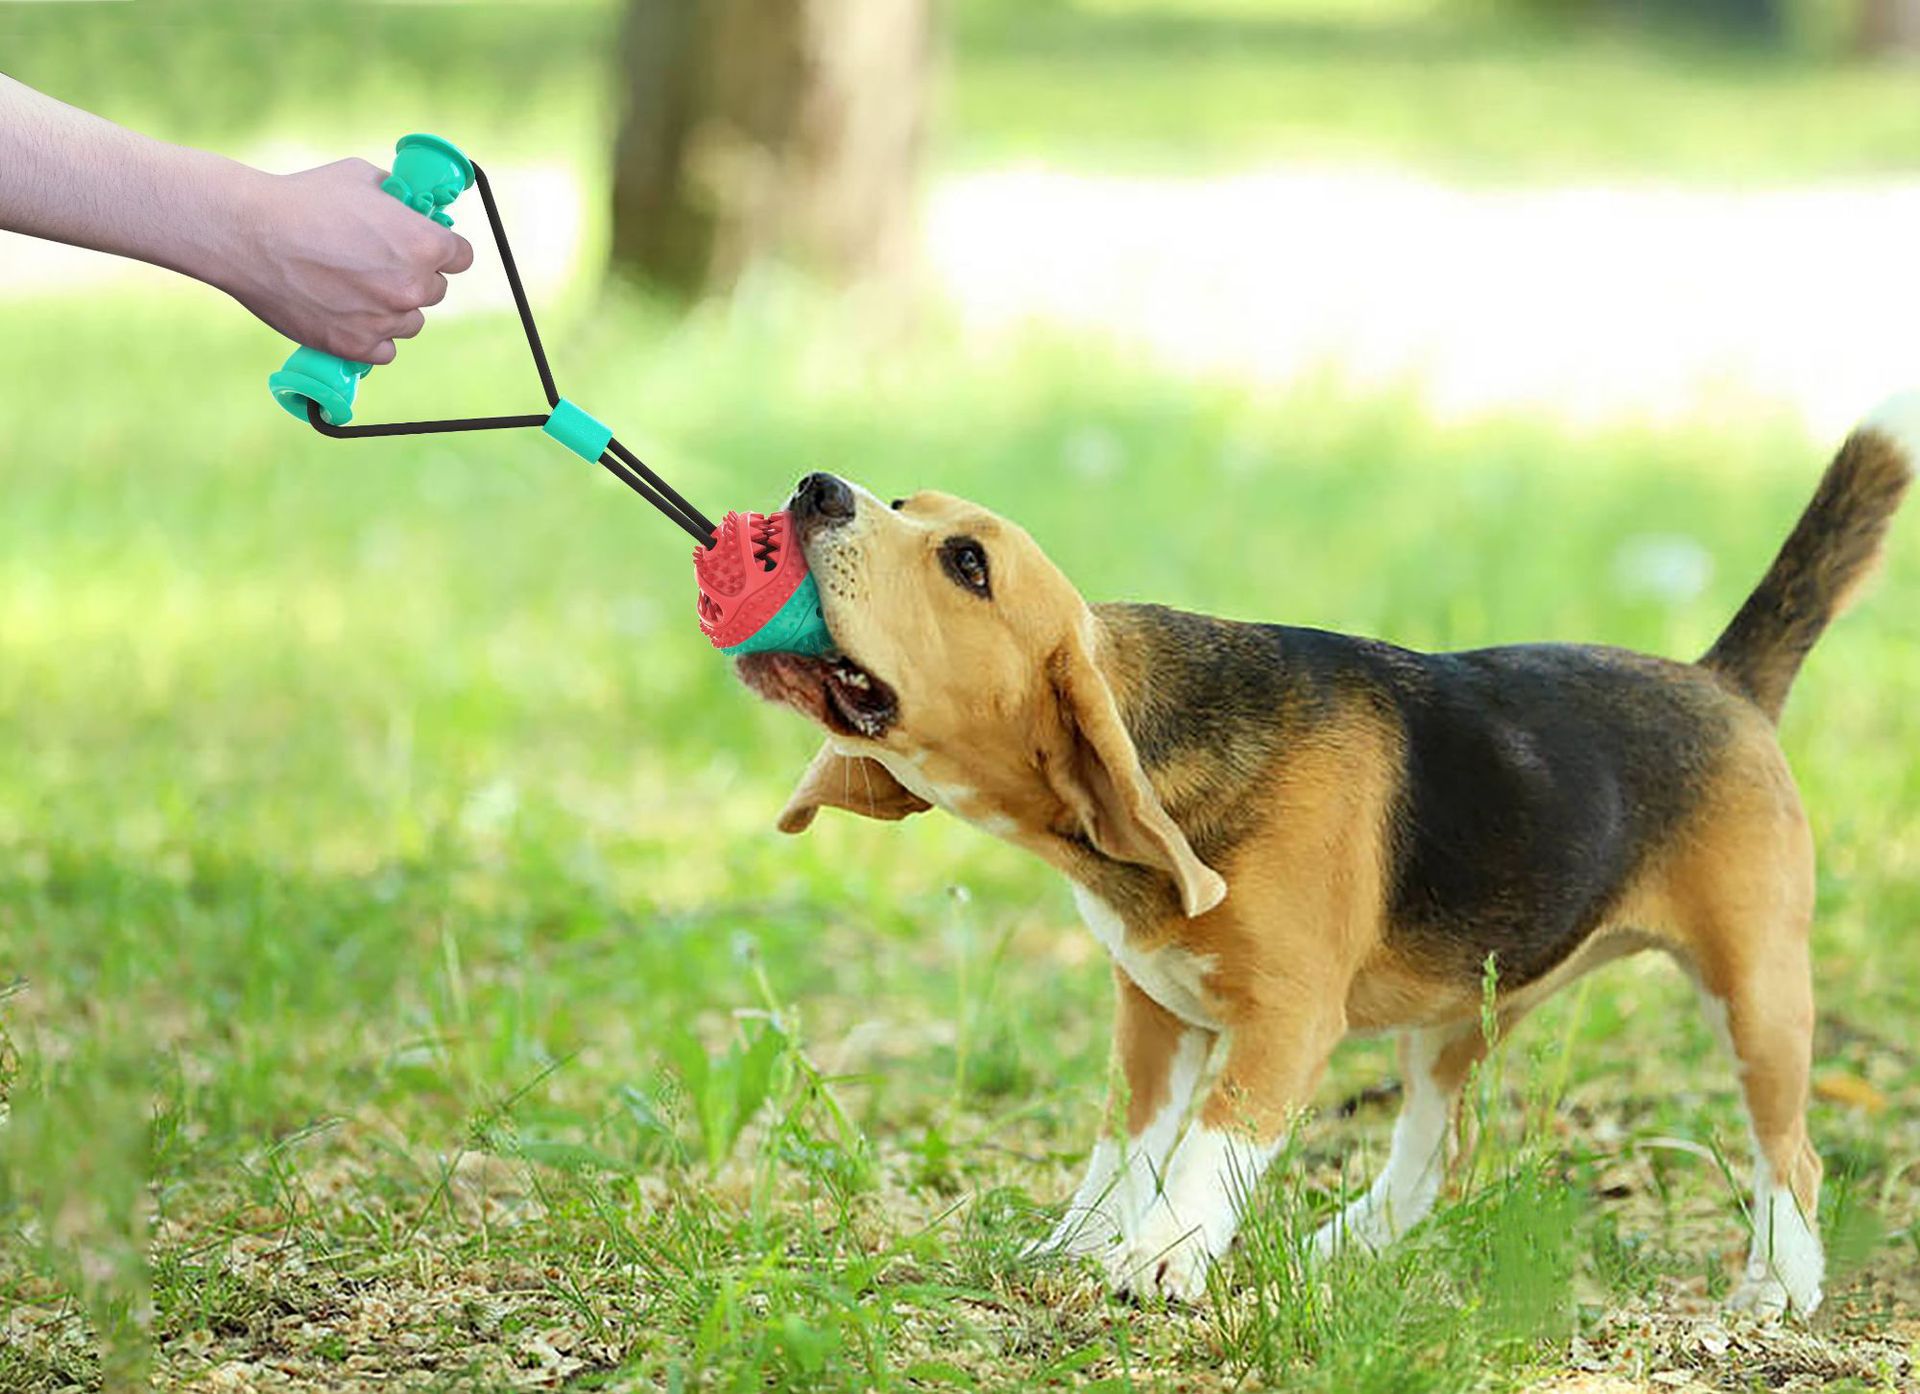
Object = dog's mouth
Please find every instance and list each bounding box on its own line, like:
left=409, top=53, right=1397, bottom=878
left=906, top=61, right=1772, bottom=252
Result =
left=736, top=650, right=900, bottom=740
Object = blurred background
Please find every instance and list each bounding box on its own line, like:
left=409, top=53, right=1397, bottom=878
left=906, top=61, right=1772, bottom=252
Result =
left=3, top=1, right=1919, bottom=1388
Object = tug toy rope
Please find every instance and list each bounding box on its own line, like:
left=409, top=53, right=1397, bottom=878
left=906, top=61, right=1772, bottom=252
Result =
left=267, top=134, right=833, bottom=659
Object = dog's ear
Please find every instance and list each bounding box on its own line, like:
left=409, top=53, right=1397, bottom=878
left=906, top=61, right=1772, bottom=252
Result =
left=1042, top=628, right=1227, bottom=917
left=778, top=742, right=933, bottom=833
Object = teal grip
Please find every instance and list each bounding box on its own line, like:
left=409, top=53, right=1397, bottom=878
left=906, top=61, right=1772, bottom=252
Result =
left=269, top=348, right=371, bottom=425
left=268, top=134, right=474, bottom=424
left=541, top=398, right=614, bottom=462
left=380, top=134, right=475, bottom=228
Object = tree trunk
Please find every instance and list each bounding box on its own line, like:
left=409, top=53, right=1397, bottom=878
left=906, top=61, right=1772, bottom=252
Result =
left=1858, top=0, right=1920, bottom=55
left=609, top=0, right=933, bottom=296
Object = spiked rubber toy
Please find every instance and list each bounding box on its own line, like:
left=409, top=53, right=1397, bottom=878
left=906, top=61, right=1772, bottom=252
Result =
left=693, top=511, right=835, bottom=657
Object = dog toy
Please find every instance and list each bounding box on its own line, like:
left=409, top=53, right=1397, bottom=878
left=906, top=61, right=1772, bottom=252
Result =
left=692, top=512, right=833, bottom=657
left=267, top=134, right=832, bottom=660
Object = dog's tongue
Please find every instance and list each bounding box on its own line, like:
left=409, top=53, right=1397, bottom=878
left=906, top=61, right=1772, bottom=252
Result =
left=692, top=510, right=834, bottom=657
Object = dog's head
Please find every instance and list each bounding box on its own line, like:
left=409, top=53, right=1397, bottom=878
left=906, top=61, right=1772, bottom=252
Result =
left=736, top=473, right=1225, bottom=918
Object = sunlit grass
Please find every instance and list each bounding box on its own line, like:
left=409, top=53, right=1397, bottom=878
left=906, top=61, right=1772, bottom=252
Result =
left=1, top=279, right=1916, bottom=1388
left=3, top=1, right=1918, bottom=1386
left=953, top=2, right=1920, bottom=178
left=4, top=0, right=1918, bottom=181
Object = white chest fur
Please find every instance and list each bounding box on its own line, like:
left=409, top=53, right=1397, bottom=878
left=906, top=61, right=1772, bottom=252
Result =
left=1071, top=884, right=1221, bottom=1029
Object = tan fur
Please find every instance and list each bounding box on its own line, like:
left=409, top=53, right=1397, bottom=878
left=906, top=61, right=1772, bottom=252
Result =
left=1113, top=968, right=1199, bottom=1134
left=778, top=744, right=931, bottom=831
left=753, top=434, right=1903, bottom=1307
left=772, top=485, right=1830, bottom=1147
left=1046, top=619, right=1227, bottom=916
left=1619, top=713, right=1823, bottom=1216
left=776, top=487, right=1223, bottom=915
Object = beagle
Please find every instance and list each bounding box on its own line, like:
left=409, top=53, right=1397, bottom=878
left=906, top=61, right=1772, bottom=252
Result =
left=735, top=397, right=1915, bottom=1318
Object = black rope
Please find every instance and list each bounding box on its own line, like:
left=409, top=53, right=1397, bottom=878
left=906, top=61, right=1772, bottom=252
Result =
left=597, top=447, right=712, bottom=545
left=307, top=401, right=547, bottom=437
left=607, top=435, right=716, bottom=540
left=473, top=163, right=558, bottom=409
left=298, top=158, right=716, bottom=548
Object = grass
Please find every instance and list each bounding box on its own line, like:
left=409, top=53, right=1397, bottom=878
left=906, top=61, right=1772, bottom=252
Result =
left=1, top=1, right=1918, bottom=1387
left=951, top=0, right=1920, bottom=178
left=3, top=0, right=1919, bottom=180
left=0, top=281, right=1916, bottom=1390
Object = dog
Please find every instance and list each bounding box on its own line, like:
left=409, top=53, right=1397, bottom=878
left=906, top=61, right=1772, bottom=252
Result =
left=734, top=398, right=1914, bottom=1318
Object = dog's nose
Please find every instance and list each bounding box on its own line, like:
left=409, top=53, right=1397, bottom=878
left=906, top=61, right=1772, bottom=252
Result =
left=791, top=471, right=855, bottom=525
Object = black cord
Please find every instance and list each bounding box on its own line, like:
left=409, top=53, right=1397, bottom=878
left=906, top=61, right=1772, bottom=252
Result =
left=597, top=447, right=713, bottom=545
left=473, top=163, right=558, bottom=409
left=298, top=158, right=717, bottom=548
left=607, top=435, right=716, bottom=539
left=307, top=401, right=547, bottom=437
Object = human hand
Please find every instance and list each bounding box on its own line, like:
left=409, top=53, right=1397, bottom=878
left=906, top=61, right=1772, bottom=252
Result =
left=223, top=158, right=474, bottom=365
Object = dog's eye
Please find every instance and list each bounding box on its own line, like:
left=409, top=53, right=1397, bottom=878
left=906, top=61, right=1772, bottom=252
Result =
left=890, top=498, right=907, bottom=511
left=940, top=536, right=991, bottom=597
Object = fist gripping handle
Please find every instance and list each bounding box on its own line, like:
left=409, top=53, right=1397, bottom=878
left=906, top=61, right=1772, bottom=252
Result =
left=267, top=135, right=475, bottom=426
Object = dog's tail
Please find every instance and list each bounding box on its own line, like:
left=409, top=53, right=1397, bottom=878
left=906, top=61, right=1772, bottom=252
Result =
left=1700, top=394, right=1915, bottom=722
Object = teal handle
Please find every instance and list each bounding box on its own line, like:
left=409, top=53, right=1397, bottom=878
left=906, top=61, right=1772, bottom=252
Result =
left=268, top=134, right=474, bottom=425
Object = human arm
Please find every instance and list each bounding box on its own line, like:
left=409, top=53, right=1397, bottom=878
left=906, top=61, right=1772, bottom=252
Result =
left=0, top=76, right=473, bottom=363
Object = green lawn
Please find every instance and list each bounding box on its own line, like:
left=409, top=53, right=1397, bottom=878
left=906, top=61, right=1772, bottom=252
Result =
left=1, top=286, right=1916, bottom=1390
left=5, top=0, right=1919, bottom=180
left=952, top=0, right=1920, bottom=178
left=3, top=1, right=1920, bottom=1388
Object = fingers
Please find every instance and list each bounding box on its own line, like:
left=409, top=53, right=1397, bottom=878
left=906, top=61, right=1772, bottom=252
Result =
left=367, top=339, right=398, bottom=367
left=393, top=309, right=427, bottom=341
left=441, top=231, right=475, bottom=274
left=419, top=271, right=449, bottom=308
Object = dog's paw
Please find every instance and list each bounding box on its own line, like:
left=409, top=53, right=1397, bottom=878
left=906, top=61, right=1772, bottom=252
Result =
left=1104, top=1238, right=1211, bottom=1304
left=1104, top=1207, right=1216, bottom=1304
left=1727, top=1261, right=1822, bottom=1322
left=1309, top=1201, right=1391, bottom=1264
left=1726, top=1275, right=1792, bottom=1322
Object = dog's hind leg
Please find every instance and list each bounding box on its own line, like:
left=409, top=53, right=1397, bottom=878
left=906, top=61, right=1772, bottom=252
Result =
left=1669, top=771, right=1825, bottom=1319
left=1309, top=1019, right=1487, bottom=1261
left=1695, top=932, right=1825, bottom=1318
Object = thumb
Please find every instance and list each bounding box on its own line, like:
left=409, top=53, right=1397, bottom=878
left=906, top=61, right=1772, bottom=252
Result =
left=441, top=231, right=475, bottom=274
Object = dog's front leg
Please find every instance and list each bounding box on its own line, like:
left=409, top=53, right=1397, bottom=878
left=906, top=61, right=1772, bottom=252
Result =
left=1026, top=969, right=1213, bottom=1261
left=1113, top=997, right=1345, bottom=1303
